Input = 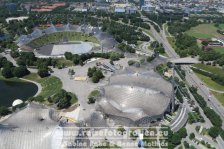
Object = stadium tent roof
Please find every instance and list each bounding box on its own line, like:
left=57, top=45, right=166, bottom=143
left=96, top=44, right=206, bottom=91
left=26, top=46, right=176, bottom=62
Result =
left=43, top=25, right=57, bottom=34
left=0, top=103, right=58, bottom=149
left=97, top=71, right=171, bottom=123
left=31, top=29, right=43, bottom=39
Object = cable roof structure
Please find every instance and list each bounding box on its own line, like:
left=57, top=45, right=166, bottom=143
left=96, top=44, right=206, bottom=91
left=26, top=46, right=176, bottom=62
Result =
left=0, top=103, right=59, bottom=149
left=96, top=69, right=172, bottom=125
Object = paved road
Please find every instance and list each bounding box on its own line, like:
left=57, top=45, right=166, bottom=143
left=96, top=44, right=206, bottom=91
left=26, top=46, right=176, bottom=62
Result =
left=140, top=16, right=224, bottom=129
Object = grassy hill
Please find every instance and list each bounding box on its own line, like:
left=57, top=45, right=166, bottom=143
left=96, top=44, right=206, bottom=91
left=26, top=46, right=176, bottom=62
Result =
left=186, top=24, right=224, bottom=39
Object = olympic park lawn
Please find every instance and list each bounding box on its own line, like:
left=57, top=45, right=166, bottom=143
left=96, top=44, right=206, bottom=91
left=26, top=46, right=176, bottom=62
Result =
left=193, top=64, right=224, bottom=105
left=28, top=31, right=99, bottom=48
left=193, top=63, right=224, bottom=77
left=23, top=73, right=62, bottom=99
left=212, top=47, right=224, bottom=54
left=186, top=24, right=224, bottom=39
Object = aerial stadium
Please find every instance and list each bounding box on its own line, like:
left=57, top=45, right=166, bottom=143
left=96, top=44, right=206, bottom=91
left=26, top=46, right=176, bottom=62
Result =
left=16, top=24, right=118, bottom=57
left=96, top=67, right=172, bottom=126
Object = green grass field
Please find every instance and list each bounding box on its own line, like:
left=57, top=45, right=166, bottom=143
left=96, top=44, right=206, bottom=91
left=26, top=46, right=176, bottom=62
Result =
left=193, top=63, right=224, bottom=77
left=211, top=91, right=224, bottom=106
left=218, top=24, right=224, bottom=30
left=23, top=73, right=62, bottom=98
left=193, top=64, right=224, bottom=105
left=68, top=92, right=78, bottom=105
left=28, top=31, right=99, bottom=48
left=186, top=24, right=223, bottom=39
left=167, top=37, right=176, bottom=49
left=212, top=47, right=224, bottom=54
left=195, top=72, right=224, bottom=91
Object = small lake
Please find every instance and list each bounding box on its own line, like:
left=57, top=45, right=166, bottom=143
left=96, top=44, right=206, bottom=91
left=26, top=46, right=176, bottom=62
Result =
left=0, top=80, right=38, bottom=107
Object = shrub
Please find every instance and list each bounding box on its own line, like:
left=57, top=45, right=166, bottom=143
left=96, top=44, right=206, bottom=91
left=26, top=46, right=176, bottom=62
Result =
left=0, top=106, right=10, bottom=116
left=208, top=127, right=220, bottom=138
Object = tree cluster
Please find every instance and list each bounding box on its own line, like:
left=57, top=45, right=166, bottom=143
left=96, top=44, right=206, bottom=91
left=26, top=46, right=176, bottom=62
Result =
left=189, top=86, right=222, bottom=128
left=102, top=20, right=150, bottom=44
left=168, top=18, right=199, bottom=35
left=65, top=52, right=124, bottom=65
left=150, top=41, right=165, bottom=54
left=16, top=52, right=58, bottom=78
left=168, top=127, right=187, bottom=148
left=0, top=106, right=10, bottom=117
left=48, top=89, right=74, bottom=109
left=192, top=67, right=224, bottom=86
left=0, top=57, right=30, bottom=78
left=87, top=67, right=104, bottom=83
left=88, top=90, right=100, bottom=104
left=117, top=43, right=136, bottom=53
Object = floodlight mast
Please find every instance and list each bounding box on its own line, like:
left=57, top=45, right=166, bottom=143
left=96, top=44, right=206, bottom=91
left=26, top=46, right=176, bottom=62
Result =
left=171, top=63, right=175, bottom=113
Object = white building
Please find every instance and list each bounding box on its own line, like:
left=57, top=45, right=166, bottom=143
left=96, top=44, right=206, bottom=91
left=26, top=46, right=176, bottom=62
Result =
left=141, top=4, right=156, bottom=12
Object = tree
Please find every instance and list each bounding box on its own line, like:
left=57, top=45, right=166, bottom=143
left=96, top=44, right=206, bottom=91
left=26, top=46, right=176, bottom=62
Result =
left=10, top=51, right=20, bottom=58
left=94, top=70, right=104, bottom=79
left=189, top=133, right=195, bottom=140
left=52, top=89, right=72, bottom=109
left=183, top=141, right=189, bottom=148
left=0, top=57, right=8, bottom=68
left=171, top=133, right=181, bottom=145
left=2, top=67, right=13, bottom=78
left=178, top=128, right=187, bottom=138
left=38, top=68, right=49, bottom=78
left=88, top=67, right=96, bottom=77
left=73, top=54, right=80, bottom=65
left=64, top=52, right=73, bottom=60
left=128, top=60, right=136, bottom=66
left=12, top=66, right=29, bottom=78
left=0, top=106, right=10, bottom=116
left=57, top=96, right=71, bottom=109
left=201, top=41, right=209, bottom=46
left=208, top=127, right=220, bottom=138
left=92, top=75, right=99, bottom=83
left=88, top=90, right=100, bottom=104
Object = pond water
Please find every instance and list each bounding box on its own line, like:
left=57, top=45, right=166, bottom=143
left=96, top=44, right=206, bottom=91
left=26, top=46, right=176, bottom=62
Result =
left=0, top=80, right=38, bottom=107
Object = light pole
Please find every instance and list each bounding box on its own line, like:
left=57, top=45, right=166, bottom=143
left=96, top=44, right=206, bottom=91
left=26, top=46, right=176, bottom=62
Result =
left=171, top=63, right=176, bottom=113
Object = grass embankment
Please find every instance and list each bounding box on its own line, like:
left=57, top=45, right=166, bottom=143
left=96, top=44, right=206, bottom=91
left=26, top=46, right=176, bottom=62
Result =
left=68, top=92, right=78, bottom=105
left=23, top=73, right=62, bottom=99
left=164, top=23, right=170, bottom=37
left=167, top=37, right=176, bottom=48
left=211, top=91, right=224, bottom=105
left=193, top=64, right=224, bottom=77
left=195, top=72, right=224, bottom=91
left=213, top=47, right=224, bottom=54
left=28, top=31, right=99, bottom=48
left=186, top=24, right=224, bottom=39
left=193, top=64, right=224, bottom=105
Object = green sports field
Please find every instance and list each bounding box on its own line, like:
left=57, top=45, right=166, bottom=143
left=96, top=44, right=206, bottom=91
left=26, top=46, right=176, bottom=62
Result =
left=28, top=32, right=99, bottom=48
left=186, top=24, right=224, bottom=39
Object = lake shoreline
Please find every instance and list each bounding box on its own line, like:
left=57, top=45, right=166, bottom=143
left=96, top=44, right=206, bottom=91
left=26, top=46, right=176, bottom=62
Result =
left=0, top=76, right=41, bottom=107
left=20, top=78, right=42, bottom=97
